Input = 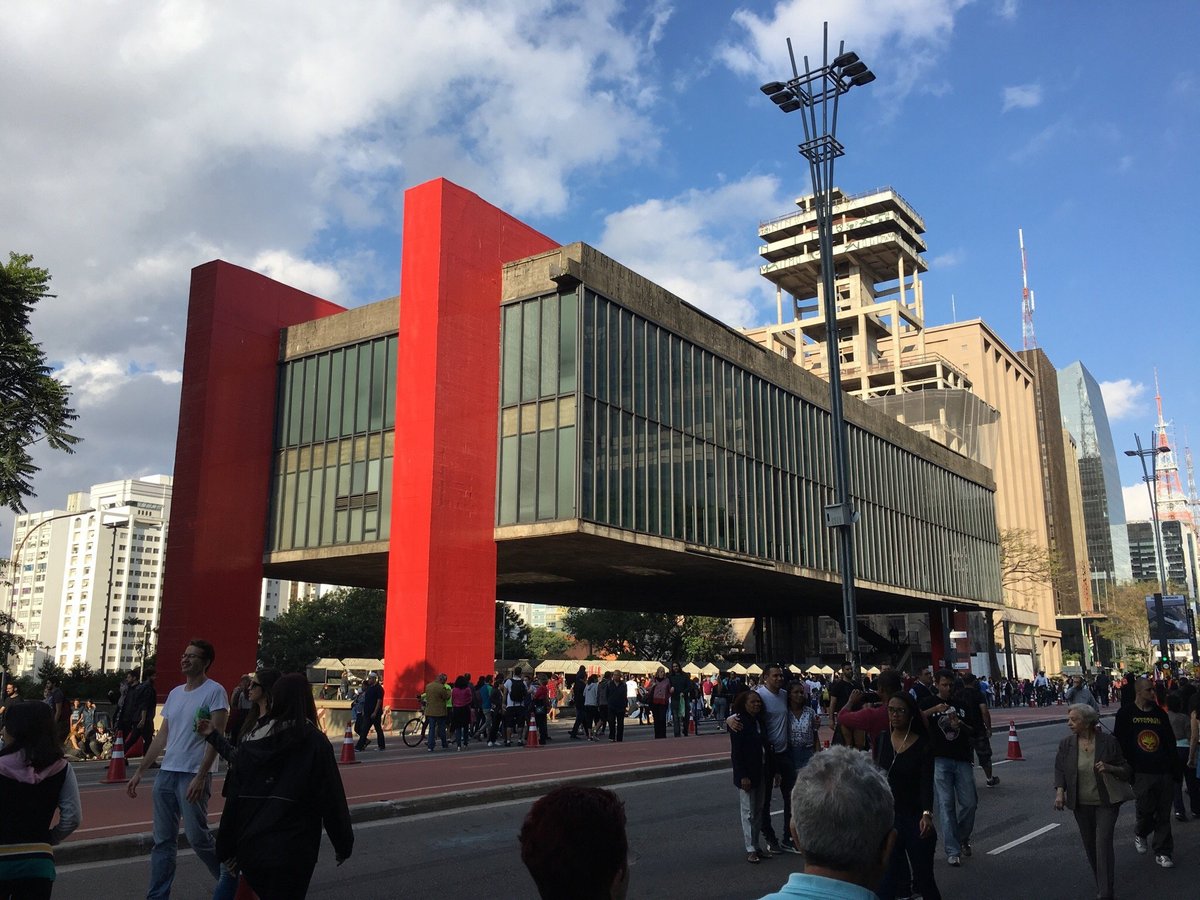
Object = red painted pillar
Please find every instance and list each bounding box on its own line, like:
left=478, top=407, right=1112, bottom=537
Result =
left=386, top=179, right=556, bottom=709
left=158, top=262, right=344, bottom=696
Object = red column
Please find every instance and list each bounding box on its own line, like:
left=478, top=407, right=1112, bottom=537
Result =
left=158, top=262, right=344, bottom=696
left=385, top=179, right=556, bottom=709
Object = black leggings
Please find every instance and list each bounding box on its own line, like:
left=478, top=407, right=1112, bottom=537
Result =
left=0, top=878, right=53, bottom=900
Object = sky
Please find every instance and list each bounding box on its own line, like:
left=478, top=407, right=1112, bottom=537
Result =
left=2, top=0, right=1198, bottom=547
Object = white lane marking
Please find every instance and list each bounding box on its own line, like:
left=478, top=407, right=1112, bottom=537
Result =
left=986, top=822, right=1059, bottom=855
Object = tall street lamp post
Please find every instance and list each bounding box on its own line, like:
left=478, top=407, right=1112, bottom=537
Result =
left=1124, top=434, right=1172, bottom=669
left=759, top=24, right=874, bottom=676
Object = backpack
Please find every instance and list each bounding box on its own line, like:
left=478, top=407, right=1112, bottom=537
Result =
left=509, top=678, right=527, bottom=703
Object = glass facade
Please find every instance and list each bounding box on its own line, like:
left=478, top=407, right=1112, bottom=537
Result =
left=496, top=292, right=578, bottom=524
left=269, top=335, right=397, bottom=551
left=498, top=285, right=1001, bottom=604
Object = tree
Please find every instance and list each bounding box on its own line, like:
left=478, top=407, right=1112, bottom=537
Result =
left=0, top=253, right=81, bottom=512
left=1096, top=581, right=1154, bottom=668
left=999, top=528, right=1071, bottom=610
left=563, top=609, right=733, bottom=662
left=495, top=603, right=531, bottom=659
left=0, top=609, right=37, bottom=676
left=527, top=627, right=573, bottom=662
left=258, top=587, right=385, bottom=673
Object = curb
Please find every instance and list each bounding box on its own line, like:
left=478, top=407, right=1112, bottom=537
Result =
left=57, top=754, right=730, bottom=866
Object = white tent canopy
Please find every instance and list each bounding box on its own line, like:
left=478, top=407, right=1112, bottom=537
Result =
left=683, top=663, right=703, bottom=674
left=745, top=663, right=763, bottom=675
left=532, top=659, right=666, bottom=676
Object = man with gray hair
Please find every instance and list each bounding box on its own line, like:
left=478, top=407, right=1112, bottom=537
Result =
left=756, top=746, right=896, bottom=899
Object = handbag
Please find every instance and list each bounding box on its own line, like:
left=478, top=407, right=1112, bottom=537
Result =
left=1100, top=770, right=1135, bottom=803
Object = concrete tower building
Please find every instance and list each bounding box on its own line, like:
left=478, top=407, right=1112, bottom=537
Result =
left=746, top=186, right=1068, bottom=675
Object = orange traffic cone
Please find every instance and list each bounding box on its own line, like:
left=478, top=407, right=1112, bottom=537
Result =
left=233, top=874, right=259, bottom=899
left=525, top=717, right=541, bottom=747
left=125, top=736, right=145, bottom=758
left=100, top=733, right=128, bottom=783
left=1006, top=720, right=1024, bottom=761
left=688, top=716, right=696, bottom=735
left=338, top=723, right=359, bottom=765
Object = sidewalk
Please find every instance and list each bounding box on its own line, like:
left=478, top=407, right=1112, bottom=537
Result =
left=58, top=704, right=1085, bottom=865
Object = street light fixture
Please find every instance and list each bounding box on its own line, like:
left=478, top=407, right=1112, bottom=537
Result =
left=1124, top=434, right=1172, bottom=670
left=759, top=23, right=874, bottom=677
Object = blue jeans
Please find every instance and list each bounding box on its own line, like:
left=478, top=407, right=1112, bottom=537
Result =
left=148, top=770, right=220, bottom=898
left=426, top=715, right=448, bottom=750
left=213, top=867, right=238, bottom=900
left=932, top=757, right=977, bottom=859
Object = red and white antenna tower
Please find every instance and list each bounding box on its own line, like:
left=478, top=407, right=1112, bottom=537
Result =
left=1153, top=370, right=1191, bottom=525
left=1184, top=432, right=1200, bottom=527
left=1019, top=228, right=1037, bottom=350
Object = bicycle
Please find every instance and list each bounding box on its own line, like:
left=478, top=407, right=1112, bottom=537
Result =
left=401, top=700, right=428, bottom=747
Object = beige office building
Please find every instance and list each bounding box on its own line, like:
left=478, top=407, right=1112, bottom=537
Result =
left=747, top=186, right=1062, bottom=674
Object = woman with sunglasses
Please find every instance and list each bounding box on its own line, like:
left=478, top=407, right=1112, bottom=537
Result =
left=874, top=691, right=941, bottom=900
left=204, top=669, right=279, bottom=900
left=199, top=674, right=353, bottom=898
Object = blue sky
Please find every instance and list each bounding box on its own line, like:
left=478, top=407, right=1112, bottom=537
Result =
left=2, top=0, right=1197, bottom=543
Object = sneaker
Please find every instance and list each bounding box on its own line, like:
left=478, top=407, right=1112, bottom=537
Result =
left=961, top=841, right=972, bottom=857
left=986, top=775, right=1000, bottom=787
left=947, top=855, right=961, bottom=867
left=1134, top=835, right=1148, bottom=854
left=765, top=841, right=781, bottom=855
left=1155, top=854, right=1174, bottom=868
left=427, top=747, right=435, bottom=752
left=779, top=840, right=802, bottom=855
left=487, top=741, right=494, bottom=747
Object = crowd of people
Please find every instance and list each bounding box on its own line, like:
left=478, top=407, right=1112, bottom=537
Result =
left=6, top=651, right=1200, bottom=899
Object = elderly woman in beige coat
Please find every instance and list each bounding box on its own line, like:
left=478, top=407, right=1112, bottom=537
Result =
left=1054, top=703, right=1132, bottom=900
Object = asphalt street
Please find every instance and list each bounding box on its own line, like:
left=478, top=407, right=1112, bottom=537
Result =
left=54, top=715, right=1200, bottom=899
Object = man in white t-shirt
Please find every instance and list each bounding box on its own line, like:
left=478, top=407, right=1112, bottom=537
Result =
left=127, top=638, right=228, bottom=898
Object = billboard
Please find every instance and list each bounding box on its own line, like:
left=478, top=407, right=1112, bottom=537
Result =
left=1145, top=594, right=1192, bottom=643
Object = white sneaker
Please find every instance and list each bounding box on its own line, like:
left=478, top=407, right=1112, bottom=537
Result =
left=487, top=741, right=494, bottom=747
left=1155, top=854, right=1174, bottom=868
left=947, top=855, right=961, bottom=867
left=1134, top=835, right=1148, bottom=854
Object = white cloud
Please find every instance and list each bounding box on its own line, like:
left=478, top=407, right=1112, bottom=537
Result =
left=1122, top=483, right=1152, bottom=522
left=596, top=175, right=789, bottom=328
left=720, top=0, right=970, bottom=111
left=1100, top=378, right=1146, bottom=421
left=997, top=0, right=1020, bottom=20
left=251, top=251, right=344, bottom=300
left=1002, top=83, right=1042, bottom=112
left=931, top=249, right=964, bottom=268
left=0, top=1, right=669, bottom=535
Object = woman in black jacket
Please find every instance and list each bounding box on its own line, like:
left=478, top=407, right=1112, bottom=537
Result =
left=199, top=673, right=353, bottom=899
left=875, top=691, right=940, bottom=900
left=729, top=689, right=776, bottom=863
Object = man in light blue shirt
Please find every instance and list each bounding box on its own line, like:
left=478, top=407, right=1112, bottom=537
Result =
left=756, top=746, right=896, bottom=900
